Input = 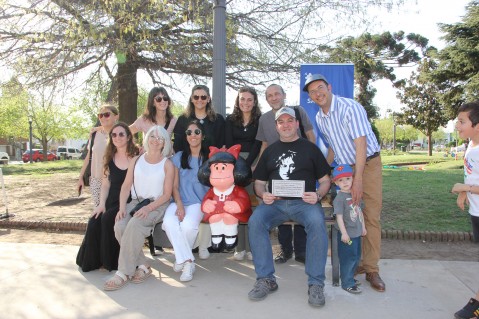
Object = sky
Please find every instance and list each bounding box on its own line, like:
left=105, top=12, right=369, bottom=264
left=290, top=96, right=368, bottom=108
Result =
left=180, top=0, right=472, bottom=118
left=368, top=0, right=471, bottom=118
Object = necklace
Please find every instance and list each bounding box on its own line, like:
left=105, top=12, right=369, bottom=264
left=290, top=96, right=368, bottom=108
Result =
left=196, top=113, right=207, bottom=124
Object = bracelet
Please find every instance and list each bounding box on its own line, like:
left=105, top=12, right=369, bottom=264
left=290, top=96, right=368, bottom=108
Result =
left=316, top=192, right=322, bottom=202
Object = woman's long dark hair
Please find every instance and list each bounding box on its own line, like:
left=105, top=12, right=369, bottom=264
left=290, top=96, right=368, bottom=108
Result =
left=103, top=122, right=139, bottom=176
left=180, top=120, right=209, bottom=169
left=230, top=86, right=262, bottom=127
left=185, top=84, right=217, bottom=121
left=142, top=87, right=174, bottom=125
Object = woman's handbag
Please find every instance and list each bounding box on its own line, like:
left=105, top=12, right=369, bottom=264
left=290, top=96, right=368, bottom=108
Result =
left=129, top=198, right=151, bottom=216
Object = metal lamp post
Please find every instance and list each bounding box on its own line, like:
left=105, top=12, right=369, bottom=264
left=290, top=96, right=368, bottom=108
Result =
left=28, top=115, right=33, bottom=163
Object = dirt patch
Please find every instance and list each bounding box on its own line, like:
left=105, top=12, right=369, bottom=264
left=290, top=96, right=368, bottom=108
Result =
left=0, top=172, right=478, bottom=261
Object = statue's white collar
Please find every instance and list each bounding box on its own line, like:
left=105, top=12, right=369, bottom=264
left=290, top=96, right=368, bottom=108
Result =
left=213, top=185, right=235, bottom=201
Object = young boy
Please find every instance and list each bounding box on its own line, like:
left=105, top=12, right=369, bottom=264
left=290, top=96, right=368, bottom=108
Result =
left=332, top=164, right=367, bottom=294
left=452, top=101, right=479, bottom=243
left=451, top=101, right=479, bottom=319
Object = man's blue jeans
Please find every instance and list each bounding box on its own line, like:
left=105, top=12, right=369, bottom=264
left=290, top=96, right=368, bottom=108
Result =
left=337, top=232, right=361, bottom=289
left=248, top=199, right=328, bottom=286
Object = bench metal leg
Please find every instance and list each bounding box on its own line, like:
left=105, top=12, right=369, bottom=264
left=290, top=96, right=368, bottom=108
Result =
left=330, top=225, right=340, bottom=286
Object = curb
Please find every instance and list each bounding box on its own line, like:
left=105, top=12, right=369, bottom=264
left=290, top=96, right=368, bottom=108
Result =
left=0, top=220, right=87, bottom=232
left=0, top=219, right=475, bottom=242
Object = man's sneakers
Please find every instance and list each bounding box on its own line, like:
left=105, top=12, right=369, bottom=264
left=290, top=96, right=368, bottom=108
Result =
left=249, top=279, right=326, bottom=308
left=454, top=298, right=479, bottom=319
left=248, top=278, right=278, bottom=301
left=308, top=284, right=326, bottom=307
left=274, top=250, right=292, bottom=264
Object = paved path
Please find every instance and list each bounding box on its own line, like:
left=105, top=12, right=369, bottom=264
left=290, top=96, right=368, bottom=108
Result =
left=0, top=242, right=477, bottom=319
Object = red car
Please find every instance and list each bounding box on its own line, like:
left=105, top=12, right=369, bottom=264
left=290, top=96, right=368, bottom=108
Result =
left=22, top=149, right=57, bottom=163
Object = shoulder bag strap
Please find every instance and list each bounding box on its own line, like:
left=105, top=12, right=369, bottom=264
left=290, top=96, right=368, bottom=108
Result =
left=293, top=106, right=307, bottom=139
left=132, top=154, right=142, bottom=199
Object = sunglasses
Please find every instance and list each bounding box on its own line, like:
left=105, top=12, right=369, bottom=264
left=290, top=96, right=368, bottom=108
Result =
left=111, top=132, right=126, bottom=138
left=155, top=96, right=170, bottom=102
left=185, top=129, right=202, bottom=136
left=149, top=135, right=165, bottom=142
left=192, top=95, right=208, bottom=101
left=98, top=112, right=112, bottom=119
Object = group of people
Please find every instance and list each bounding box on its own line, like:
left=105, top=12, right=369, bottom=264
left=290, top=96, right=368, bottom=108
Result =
left=74, top=74, right=389, bottom=308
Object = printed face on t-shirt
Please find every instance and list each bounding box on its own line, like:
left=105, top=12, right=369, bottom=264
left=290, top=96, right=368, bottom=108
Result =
left=276, top=150, right=297, bottom=179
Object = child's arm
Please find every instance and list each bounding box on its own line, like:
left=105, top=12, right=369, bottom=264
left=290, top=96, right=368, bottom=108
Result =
left=336, top=214, right=351, bottom=244
left=452, top=183, right=472, bottom=210
left=452, top=183, right=476, bottom=194
left=456, top=191, right=468, bottom=210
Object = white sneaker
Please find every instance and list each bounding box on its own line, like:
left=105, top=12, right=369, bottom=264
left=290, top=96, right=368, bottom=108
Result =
left=234, top=250, right=246, bottom=261
left=173, top=261, right=184, bottom=272
left=199, top=247, right=210, bottom=260
left=246, top=252, right=253, bottom=261
left=180, top=261, right=195, bottom=282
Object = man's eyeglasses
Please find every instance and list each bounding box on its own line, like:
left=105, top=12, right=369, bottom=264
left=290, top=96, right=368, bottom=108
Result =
left=155, top=96, right=170, bottom=102
left=185, top=129, right=202, bottom=136
left=308, top=85, right=328, bottom=96
left=193, top=95, right=208, bottom=101
left=149, top=135, right=165, bottom=142
left=111, top=132, right=126, bottom=138
left=98, top=112, right=111, bottom=119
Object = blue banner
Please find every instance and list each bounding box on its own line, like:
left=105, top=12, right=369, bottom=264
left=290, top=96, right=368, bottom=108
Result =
left=299, top=64, right=354, bottom=159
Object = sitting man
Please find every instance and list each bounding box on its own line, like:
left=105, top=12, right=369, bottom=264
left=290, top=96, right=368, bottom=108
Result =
left=247, top=106, right=331, bottom=307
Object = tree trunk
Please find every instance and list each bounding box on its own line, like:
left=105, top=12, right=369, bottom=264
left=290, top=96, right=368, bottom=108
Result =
left=117, top=54, right=138, bottom=125
left=427, top=133, right=432, bottom=156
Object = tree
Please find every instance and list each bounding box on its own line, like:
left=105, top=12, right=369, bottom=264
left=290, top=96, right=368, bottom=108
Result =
left=312, top=31, right=430, bottom=119
left=396, top=57, right=449, bottom=156
left=434, top=0, right=479, bottom=118
left=373, top=117, right=394, bottom=147
left=0, top=77, right=29, bottom=140
left=0, top=0, right=401, bottom=124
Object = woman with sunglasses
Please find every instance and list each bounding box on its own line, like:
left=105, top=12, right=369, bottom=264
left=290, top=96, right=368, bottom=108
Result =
left=130, top=87, right=177, bottom=138
left=104, top=125, right=174, bottom=291
left=173, top=85, right=225, bottom=153
left=162, top=121, right=210, bottom=281
left=173, top=85, right=225, bottom=258
left=77, top=122, right=139, bottom=272
left=225, top=86, right=262, bottom=261
left=78, top=103, right=119, bottom=208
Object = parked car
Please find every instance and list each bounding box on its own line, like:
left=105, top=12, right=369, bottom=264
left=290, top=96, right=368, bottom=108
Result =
left=0, top=151, right=9, bottom=165
left=22, top=149, right=57, bottom=163
left=56, top=146, right=82, bottom=160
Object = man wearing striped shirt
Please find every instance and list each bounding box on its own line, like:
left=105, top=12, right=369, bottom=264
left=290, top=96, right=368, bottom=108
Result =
left=303, top=74, right=385, bottom=293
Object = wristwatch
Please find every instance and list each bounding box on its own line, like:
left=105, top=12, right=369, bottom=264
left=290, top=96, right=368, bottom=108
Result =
left=316, top=191, right=322, bottom=203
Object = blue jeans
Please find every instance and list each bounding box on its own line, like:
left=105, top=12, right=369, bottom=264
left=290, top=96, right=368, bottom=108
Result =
left=337, top=232, right=361, bottom=289
left=248, top=199, right=328, bottom=286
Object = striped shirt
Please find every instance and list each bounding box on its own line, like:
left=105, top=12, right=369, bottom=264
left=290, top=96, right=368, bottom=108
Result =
left=315, top=94, right=380, bottom=165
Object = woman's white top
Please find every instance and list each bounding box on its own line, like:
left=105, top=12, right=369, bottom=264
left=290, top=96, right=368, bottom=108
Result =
left=131, top=155, right=167, bottom=200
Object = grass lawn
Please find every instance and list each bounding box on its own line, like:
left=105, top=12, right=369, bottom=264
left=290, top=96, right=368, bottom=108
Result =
left=382, top=153, right=471, bottom=232
left=0, top=154, right=473, bottom=233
